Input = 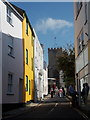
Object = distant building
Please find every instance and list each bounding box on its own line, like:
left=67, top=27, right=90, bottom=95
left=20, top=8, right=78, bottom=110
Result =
left=48, top=48, right=63, bottom=89
left=74, top=2, right=90, bottom=95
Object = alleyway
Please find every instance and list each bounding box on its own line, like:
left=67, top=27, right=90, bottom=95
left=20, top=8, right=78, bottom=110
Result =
left=2, top=95, right=89, bottom=120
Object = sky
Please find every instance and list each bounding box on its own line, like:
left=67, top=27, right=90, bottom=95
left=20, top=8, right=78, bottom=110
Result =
left=12, top=2, right=74, bottom=64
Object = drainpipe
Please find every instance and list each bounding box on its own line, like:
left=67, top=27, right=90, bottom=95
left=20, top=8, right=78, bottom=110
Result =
left=76, top=73, right=81, bottom=106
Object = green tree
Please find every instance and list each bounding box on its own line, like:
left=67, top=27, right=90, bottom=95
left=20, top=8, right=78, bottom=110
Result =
left=57, top=44, right=75, bottom=87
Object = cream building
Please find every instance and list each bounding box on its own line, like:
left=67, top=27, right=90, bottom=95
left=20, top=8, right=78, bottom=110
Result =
left=74, top=2, right=90, bottom=95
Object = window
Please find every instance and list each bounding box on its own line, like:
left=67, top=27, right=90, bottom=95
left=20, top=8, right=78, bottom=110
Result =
left=77, top=1, right=82, bottom=11
left=26, top=75, right=28, bottom=91
left=31, top=58, right=33, bottom=70
left=26, top=49, right=28, bottom=64
left=76, top=1, right=82, bottom=19
left=26, top=21, right=28, bottom=35
left=8, top=73, right=13, bottom=93
left=85, top=3, right=87, bottom=24
left=8, top=36, right=14, bottom=56
left=7, top=6, right=12, bottom=25
left=78, top=30, right=85, bottom=54
left=29, top=80, right=30, bottom=95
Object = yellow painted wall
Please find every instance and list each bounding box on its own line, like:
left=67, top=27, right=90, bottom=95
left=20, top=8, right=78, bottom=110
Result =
left=22, top=14, right=34, bottom=102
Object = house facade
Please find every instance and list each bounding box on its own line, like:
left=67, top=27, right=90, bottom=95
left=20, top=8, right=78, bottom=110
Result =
left=33, top=29, right=44, bottom=102
left=43, top=61, right=48, bottom=96
left=74, top=2, right=90, bottom=95
left=12, top=4, right=35, bottom=103
left=22, top=12, right=35, bottom=102
left=0, top=1, right=23, bottom=110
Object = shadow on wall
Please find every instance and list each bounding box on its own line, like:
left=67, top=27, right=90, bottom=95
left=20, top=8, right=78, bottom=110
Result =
left=2, top=32, right=24, bottom=112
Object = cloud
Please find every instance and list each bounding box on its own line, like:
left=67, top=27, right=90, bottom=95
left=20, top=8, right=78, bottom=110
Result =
left=35, top=18, right=73, bottom=34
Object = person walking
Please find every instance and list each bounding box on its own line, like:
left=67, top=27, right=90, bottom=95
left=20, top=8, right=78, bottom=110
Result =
left=62, top=87, right=65, bottom=97
left=59, top=88, right=63, bottom=97
left=85, top=83, right=89, bottom=96
left=55, top=86, right=59, bottom=97
left=69, top=84, right=78, bottom=107
left=50, top=88, right=54, bottom=98
left=81, top=83, right=89, bottom=104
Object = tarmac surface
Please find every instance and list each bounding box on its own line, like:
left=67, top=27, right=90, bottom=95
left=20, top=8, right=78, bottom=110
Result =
left=2, top=94, right=90, bottom=120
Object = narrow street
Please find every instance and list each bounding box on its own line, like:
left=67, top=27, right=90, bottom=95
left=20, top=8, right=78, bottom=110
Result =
left=2, top=95, right=89, bottom=120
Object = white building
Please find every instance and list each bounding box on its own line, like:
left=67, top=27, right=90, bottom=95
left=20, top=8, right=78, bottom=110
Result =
left=33, top=29, right=44, bottom=102
left=0, top=0, right=23, bottom=110
left=43, top=61, right=48, bottom=96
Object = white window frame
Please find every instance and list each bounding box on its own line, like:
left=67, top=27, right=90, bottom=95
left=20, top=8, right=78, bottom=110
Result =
left=7, top=6, right=12, bottom=25
left=7, top=73, right=13, bottom=94
left=85, top=3, right=87, bottom=25
left=78, top=30, right=84, bottom=54
left=76, top=1, right=82, bottom=19
left=8, top=35, right=14, bottom=56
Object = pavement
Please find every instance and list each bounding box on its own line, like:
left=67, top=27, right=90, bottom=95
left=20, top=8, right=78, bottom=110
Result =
left=2, top=103, right=40, bottom=119
left=66, top=95, right=90, bottom=118
left=2, top=95, right=50, bottom=120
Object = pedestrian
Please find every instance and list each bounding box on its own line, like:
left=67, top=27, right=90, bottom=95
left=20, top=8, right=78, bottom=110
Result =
left=81, top=83, right=89, bottom=104
left=59, top=87, right=63, bottom=97
left=55, top=86, right=59, bottom=97
left=50, top=88, right=53, bottom=98
left=62, top=87, right=65, bottom=97
left=69, top=84, right=78, bottom=107
left=85, top=83, right=89, bottom=96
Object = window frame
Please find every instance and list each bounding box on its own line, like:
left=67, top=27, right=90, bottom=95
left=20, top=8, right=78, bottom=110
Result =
left=31, top=58, right=33, bottom=70
left=26, top=21, right=28, bottom=35
left=84, top=3, right=87, bottom=25
left=7, top=6, right=13, bottom=26
left=26, top=75, right=28, bottom=91
left=75, top=1, right=82, bottom=20
left=77, top=30, right=85, bottom=54
left=26, top=49, right=28, bottom=64
left=8, top=35, right=14, bottom=57
left=7, top=73, right=13, bottom=94
left=29, top=80, right=30, bottom=95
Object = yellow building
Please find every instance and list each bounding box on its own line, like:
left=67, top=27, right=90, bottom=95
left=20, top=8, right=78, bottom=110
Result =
left=22, top=12, right=35, bottom=102
left=12, top=5, right=35, bottom=102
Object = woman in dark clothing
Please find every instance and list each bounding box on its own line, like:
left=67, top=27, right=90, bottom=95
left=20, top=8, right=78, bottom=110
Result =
left=62, top=87, right=65, bottom=96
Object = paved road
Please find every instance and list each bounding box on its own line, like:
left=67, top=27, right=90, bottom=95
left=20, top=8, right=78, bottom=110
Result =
left=2, top=96, right=90, bottom=120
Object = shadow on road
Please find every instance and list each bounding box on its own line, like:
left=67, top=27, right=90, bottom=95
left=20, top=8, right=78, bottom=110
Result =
left=42, top=95, right=70, bottom=103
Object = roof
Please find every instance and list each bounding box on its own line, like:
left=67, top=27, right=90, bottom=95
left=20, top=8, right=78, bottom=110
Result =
left=10, top=3, right=24, bottom=17
left=11, top=3, right=35, bottom=37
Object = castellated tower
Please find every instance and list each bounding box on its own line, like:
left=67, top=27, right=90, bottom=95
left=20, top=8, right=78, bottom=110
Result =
left=48, top=48, right=62, bottom=88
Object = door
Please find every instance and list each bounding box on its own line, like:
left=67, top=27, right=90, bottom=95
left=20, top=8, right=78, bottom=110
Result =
left=19, top=78, right=23, bottom=103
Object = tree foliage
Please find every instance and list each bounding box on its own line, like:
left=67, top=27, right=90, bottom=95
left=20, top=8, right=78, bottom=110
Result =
left=57, top=44, right=75, bottom=87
